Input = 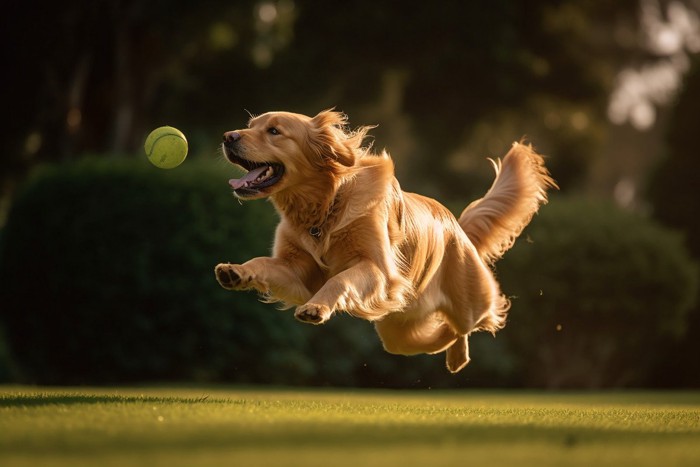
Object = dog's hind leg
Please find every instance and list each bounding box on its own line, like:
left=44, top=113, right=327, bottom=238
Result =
left=445, top=335, right=470, bottom=373
left=374, top=313, right=458, bottom=356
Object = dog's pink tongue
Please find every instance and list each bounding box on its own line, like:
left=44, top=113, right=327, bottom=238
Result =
left=229, top=166, right=268, bottom=190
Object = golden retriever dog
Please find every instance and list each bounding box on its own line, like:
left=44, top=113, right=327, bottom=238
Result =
left=215, top=110, right=556, bottom=372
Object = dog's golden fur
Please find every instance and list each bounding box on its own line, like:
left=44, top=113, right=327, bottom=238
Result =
left=215, top=110, right=556, bottom=372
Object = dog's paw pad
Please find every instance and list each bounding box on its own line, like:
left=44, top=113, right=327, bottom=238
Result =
left=215, top=264, right=241, bottom=290
left=294, top=304, right=331, bottom=325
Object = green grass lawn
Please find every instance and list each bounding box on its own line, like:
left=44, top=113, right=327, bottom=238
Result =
left=1, top=386, right=699, bottom=467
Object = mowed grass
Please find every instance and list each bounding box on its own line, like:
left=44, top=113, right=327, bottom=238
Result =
left=1, top=387, right=700, bottom=467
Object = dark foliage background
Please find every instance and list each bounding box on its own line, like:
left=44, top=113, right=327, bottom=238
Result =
left=1, top=0, right=699, bottom=387
left=497, top=199, right=698, bottom=389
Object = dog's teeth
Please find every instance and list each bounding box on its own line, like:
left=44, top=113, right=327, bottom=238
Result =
left=255, top=166, right=274, bottom=183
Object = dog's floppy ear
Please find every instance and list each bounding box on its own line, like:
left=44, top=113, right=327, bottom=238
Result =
left=305, top=110, right=358, bottom=168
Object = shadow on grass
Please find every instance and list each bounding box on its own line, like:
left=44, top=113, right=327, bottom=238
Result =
left=0, top=394, right=218, bottom=407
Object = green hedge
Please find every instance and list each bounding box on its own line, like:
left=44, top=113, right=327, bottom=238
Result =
left=0, top=158, right=446, bottom=387
left=496, top=198, right=698, bottom=388
left=1, top=161, right=696, bottom=388
left=0, top=158, right=311, bottom=384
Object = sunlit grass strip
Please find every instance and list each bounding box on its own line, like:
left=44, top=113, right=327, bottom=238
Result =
left=1, top=387, right=699, bottom=467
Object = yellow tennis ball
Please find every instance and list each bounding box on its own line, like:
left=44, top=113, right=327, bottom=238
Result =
left=144, top=126, right=188, bottom=169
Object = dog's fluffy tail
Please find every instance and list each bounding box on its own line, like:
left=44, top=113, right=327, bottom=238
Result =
left=459, top=142, right=557, bottom=264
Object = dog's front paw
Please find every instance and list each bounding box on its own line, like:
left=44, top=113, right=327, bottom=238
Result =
left=294, top=303, right=332, bottom=325
left=215, top=263, right=245, bottom=290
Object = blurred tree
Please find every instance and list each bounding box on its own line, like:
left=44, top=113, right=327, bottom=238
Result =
left=2, top=0, right=645, bottom=221
left=268, top=0, right=642, bottom=197
left=647, top=56, right=700, bottom=387
left=0, top=0, right=258, bottom=222
left=1, top=0, right=258, bottom=160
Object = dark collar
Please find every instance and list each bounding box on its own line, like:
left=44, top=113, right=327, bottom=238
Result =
left=309, top=195, right=338, bottom=239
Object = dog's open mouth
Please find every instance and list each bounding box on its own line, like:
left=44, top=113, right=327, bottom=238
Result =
left=228, top=155, right=285, bottom=196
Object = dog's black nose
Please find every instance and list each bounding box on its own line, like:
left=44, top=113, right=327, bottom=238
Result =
left=223, top=131, right=241, bottom=144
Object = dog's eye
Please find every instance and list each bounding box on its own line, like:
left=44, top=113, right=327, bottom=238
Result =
left=267, top=127, right=280, bottom=135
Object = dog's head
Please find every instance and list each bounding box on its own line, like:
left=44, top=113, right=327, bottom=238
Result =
left=222, top=110, right=371, bottom=200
